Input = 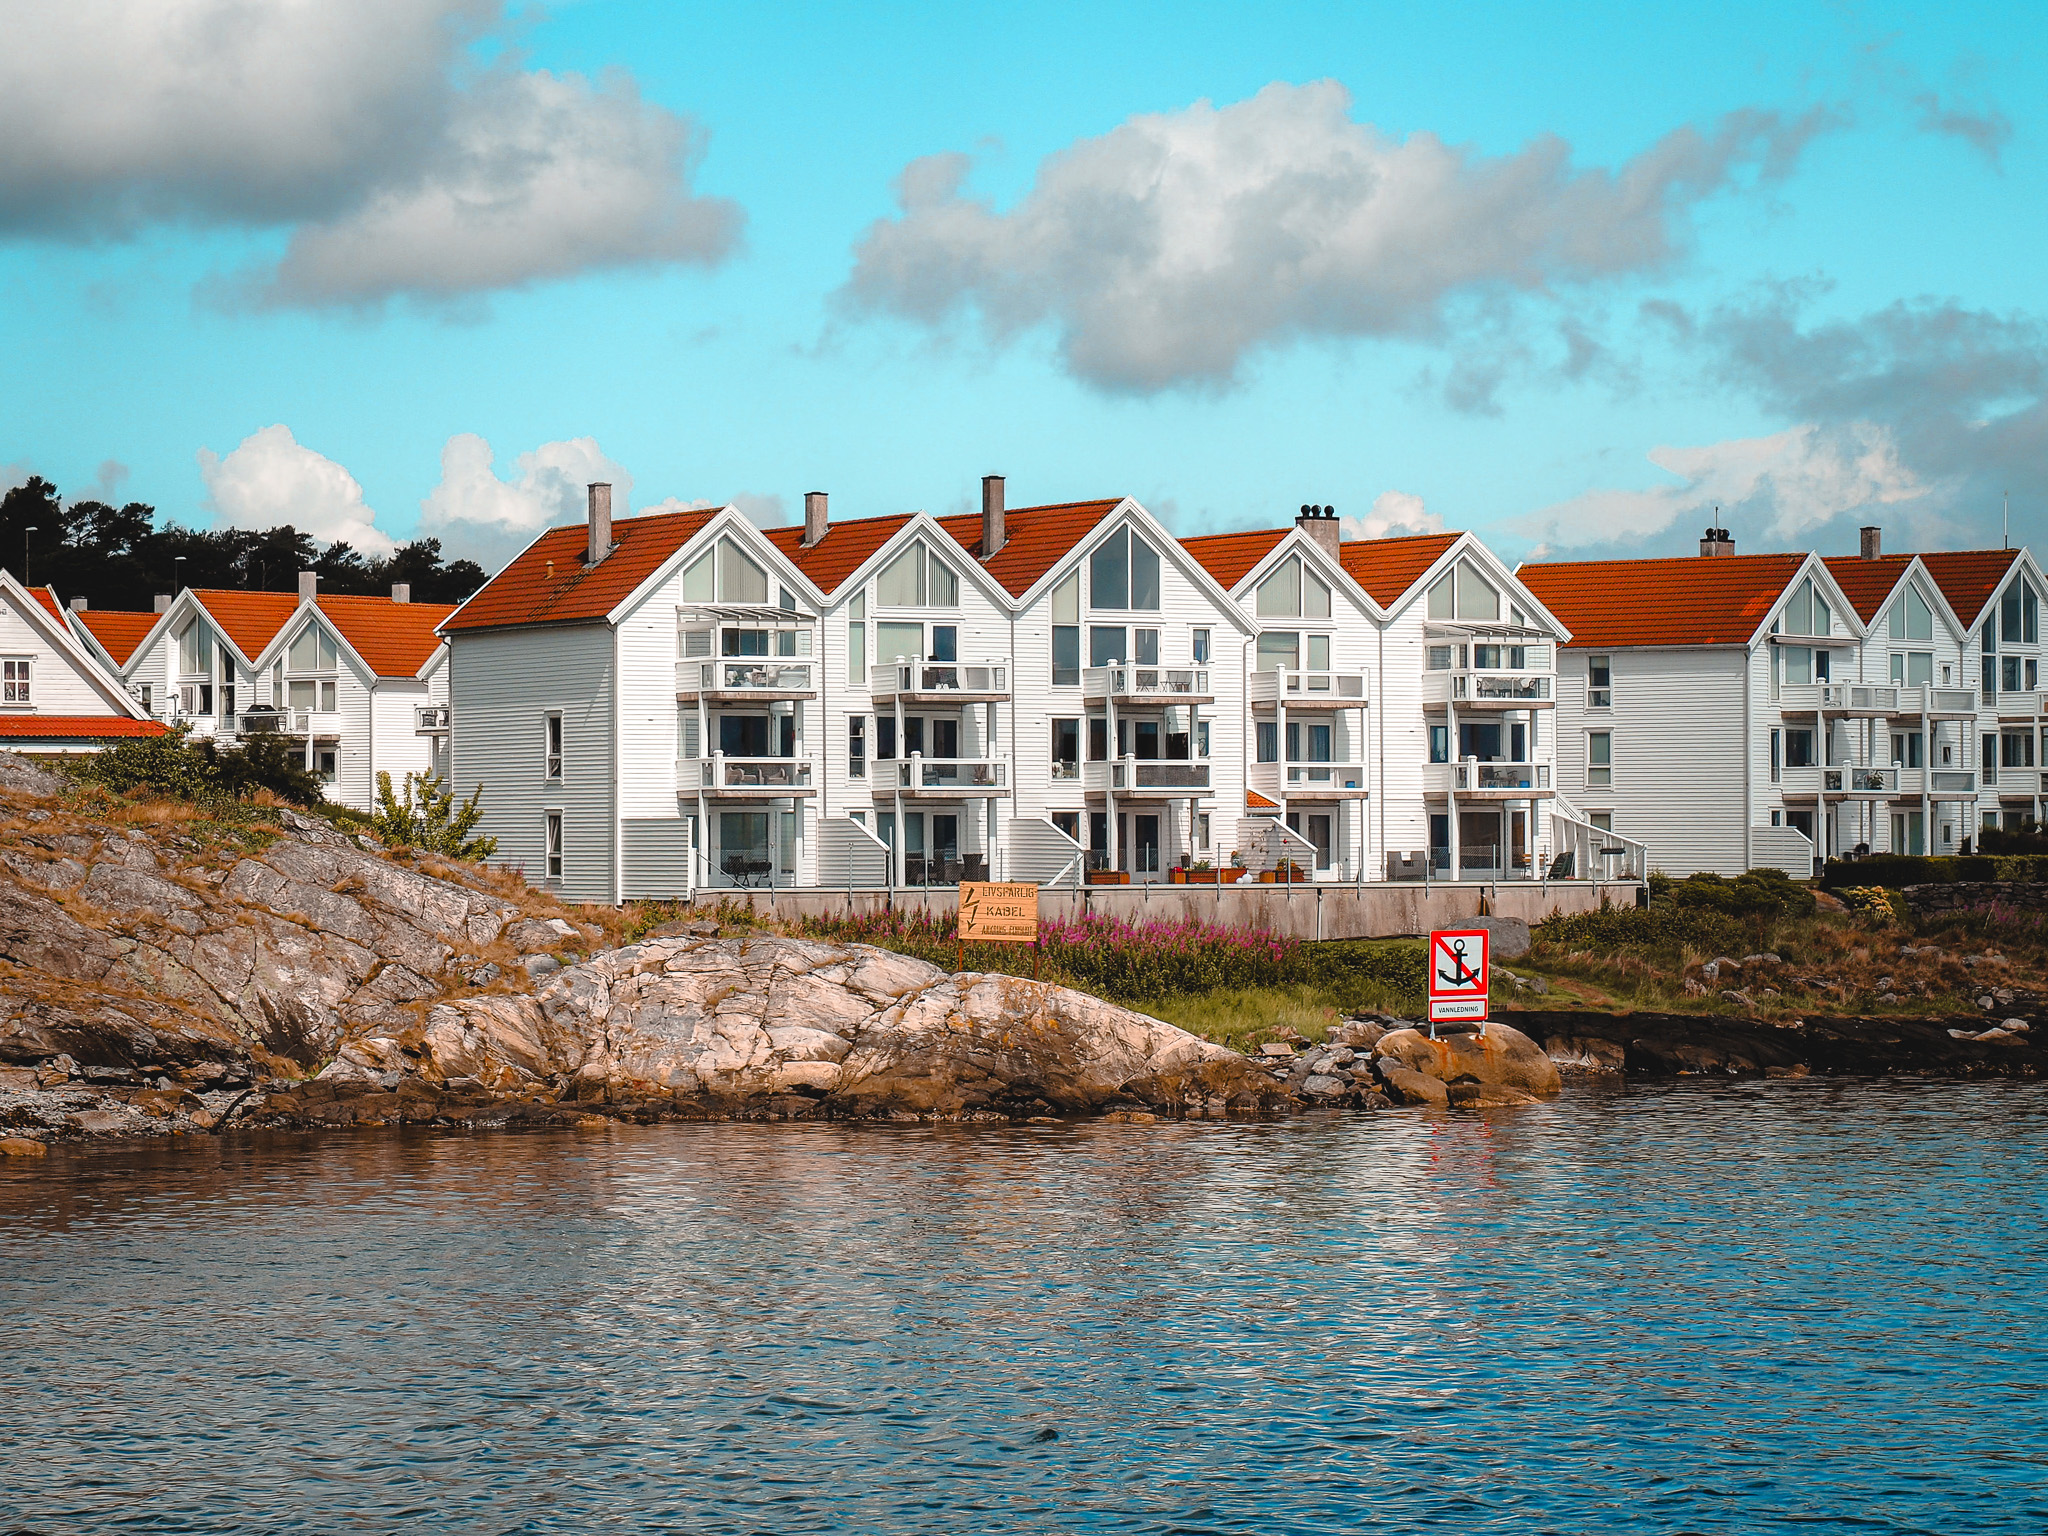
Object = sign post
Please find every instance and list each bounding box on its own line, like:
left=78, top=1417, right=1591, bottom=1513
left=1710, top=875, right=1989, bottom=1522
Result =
left=957, top=882, right=1041, bottom=975
left=1426, top=927, right=1490, bottom=1037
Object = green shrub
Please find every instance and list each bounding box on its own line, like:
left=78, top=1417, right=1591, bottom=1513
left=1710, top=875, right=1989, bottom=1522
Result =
left=1665, top=867, right=1816, bottom=920
left=206, top=732, right=323, bottom=807
left=371, top=771, right=497, bottom=861
left=66, top=725, right=218, bottom=799
left=1823, top=854, right=2048, bottom=888
left=1536, top=903, right=1747, bottom=958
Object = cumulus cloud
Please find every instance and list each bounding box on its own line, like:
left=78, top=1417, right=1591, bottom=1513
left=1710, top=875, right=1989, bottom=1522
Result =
left=198, top=424, right=395, bottom=554
left=0, top=1, right=740, bottom=304
left=418, top=432, right=632, bottom=566
left=1343, top=490, right=1446, bottom=541
left=843, top=80, right=1835, bottom=391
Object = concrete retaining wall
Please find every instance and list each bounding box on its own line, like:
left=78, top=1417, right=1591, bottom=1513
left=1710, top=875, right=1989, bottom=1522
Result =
left=690, top=880, right=1643, bottom=941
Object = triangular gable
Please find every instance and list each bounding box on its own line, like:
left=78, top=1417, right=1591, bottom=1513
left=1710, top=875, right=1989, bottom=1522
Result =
left=1920, top=547, right=2042, bottom=637
left=1820, top=555, right=1969, bottom=643
left=442, top=505, right=725, bottom=633
left=608, top=505, right=831, bottom=624
left=769, top=508, right=1018, bottom=613
left=0, top=570, right=150, bottom=718
left=1376, top=532, right=1573, bottom=641
left=1184, top=524, right=1392, bottom=622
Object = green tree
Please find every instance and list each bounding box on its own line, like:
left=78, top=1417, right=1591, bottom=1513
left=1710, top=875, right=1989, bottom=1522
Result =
left=372, top=771, right=497, bottom=860
left=67, top=724, right=218, bottom=799
left=205, top=732, right=324, bottom=807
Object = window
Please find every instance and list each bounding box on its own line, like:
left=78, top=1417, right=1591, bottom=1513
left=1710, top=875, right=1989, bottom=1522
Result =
left=1782, top=645, right=1812, bottom=685
left=1587, top=731, right=1612, bottom=786
left=1197, top=813, right=1211, bottom=849
left=1, top=658, right=27, bottom=705
left=314, top=749, right=337, bottom=784
left=928, top=553, right=959, bottom=607
left=847, top=589, right=866, bottom=686
left=930, top=625, right=959, bottom=662
left=719, top=538, right=768, bottom=604
left=1052, top=570, right=1081, bottom=685
left=1133, top=628, right=1160, bottom=665
left=1782, top=576, right=1829, bottom=637
left=1891, top=731, right=1924, bottom=768
left=682, top=549, right=714, bottom=601
left=1196, top=720, right=1210, bottom=757
left=848, top=717, right=866, bottom=778
left=1770, top=728, right=1781, bottom=782
left=1256, top=558, right=1330, bottom=619
left=1090, top=626, right=1127, bottom=666
left=1583, top=655, right=1610, bottom=708
left=1052, top=810, right=1081, bottom=843
left=1307, top=634, right=1331, bottom=670
left=2033, top=660, right=2041, bottom=692
left=1984, top=733, right=1999, bottom=785
left=545, top=812, right=563, bottom=882
left=876, top=621, right=924, bottom=663
left=1087, top=718, right=1108, bottom=761
left=876, top=717, right=897, bottom=759
left=1892, top=652, right=1933, bottom=686
left=2004, top=657, right=2024, bottom=693
left=1052, top=719, right=1079, bottom=779
left=1425, top=559, right=1500, bottom=622
left=2003, top=730, right=2035, bottom=768
left=221, top=683, right=237, bottom=718
left=779, top=585, right=798, bottom=613
left=1985, top=650, right=1999, bottom=698
left=545, top=713, right=564, bottom=780
left=1784, top=729, right=1815, bottom=768
left=1256, top=631, right=1299, bottom=672
left=1192, top=628, right=1211, bottom=663
left=1256, top=722, right=1279, bottom=762
left=1429, top=725, right=1449, bottom=763
left=138, top=683, right=152, bottom=713
left=178, top=620, right=213, bottom=676
left=1891, top=585, right=1935, bottom=641
left=878, top=544, right=925, bottom=607
left=1590, top=812, right=1613, bottom=834
left=1088, top=528, right=1161, bottom=610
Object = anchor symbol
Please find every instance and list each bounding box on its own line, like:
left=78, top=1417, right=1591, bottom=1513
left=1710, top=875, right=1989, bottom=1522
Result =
left=1437, top=937, right=1481, bottom=988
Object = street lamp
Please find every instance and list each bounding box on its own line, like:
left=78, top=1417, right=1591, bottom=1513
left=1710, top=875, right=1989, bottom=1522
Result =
left=23, top=526, right=36, bottom=585
left=173, top=555, right=187, bottom=594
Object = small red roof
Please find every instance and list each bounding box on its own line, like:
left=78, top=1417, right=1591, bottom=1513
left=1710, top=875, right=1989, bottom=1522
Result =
left=1820, top=554, right=1915, bottom=621
left=1917, top=550, right=2023, bottom=629
left=1180, top=529, right=1291, bottom=591
left=1518, top=553, right=1809, bottom=648
left=445, top=508, right=721, bottom=631
left=0, top=715, right=167, bottom=739
left=28, top=585, right=64, bottom=622
left=75, top=608, right=161, bottom=667
left=315, top=595, right=456, bottom=677
left=935, top=499, right=1125, bottom=597
left=1339, top=533, right=1463, bottom=607
left=1246, top=789, right=1281, bottom=811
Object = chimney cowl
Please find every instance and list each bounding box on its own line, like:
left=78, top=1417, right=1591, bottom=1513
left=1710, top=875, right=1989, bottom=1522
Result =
left=1860, top=525, right=1882, bottom=560
left=1699, top=527, right=1735, bottom=557
left=586, top=483, right=614, bottom=568
left=802, top=490, right=829, bottom=548
left=390, top=582, right=411, bottom=604
left=298, top=570, right=317, bottom=602
left=981, top=474, right=1006, bottom=560
left=1296, top=502, right=1341, bottom=556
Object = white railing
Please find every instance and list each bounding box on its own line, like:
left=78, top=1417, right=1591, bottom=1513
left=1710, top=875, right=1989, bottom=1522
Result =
left=1549, top=812, right=1651, bottom=882
left=415, top=706, right=449, bottom=733
left=869, top=661, right=1010, bottom=697
left=1823, top=765, right=1900, bottom=794
left=1427, top=760, right=1552, bottom=793
left=1424, top=670, right=1553, bottom=706
left=1083, top=665, right=1211, bottom=699
left=1249, top=760, right=1368, bottom=795
left=1249, top=668, right=1368, bottom=705
left=675, top=754, right=816, bottom=791
left=1929, top=688, right=1979, bottom=714
left=892, top=756, right=1009, bottom=792
left=1082, top=756, right=1211, bottom=792
left=1997, top=690, right=2044, bottom=717
left=675, top=659, right=815, bottom=694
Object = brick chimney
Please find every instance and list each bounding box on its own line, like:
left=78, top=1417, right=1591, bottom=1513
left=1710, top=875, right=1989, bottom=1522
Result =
left=1296, top=503, right=1341, bottom=557
left=298, top=570, right=318, bottom=602
left=1860, top=525, right=1881, bottom=560
left=802, top=490, right=829, bottom=548
left=981, top=475, right=1006, bottom=559
left=1699, top=526, right=1735, bottom=557
left=586, top=483, right=614, bottom=568
left=390, top=582, right=411, bottom=604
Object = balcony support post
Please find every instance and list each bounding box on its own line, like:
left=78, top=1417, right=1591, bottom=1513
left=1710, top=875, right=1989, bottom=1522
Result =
left=1922, top=692, right=1932, bottom=853
left=1446, top=698, right=1460, bottom=880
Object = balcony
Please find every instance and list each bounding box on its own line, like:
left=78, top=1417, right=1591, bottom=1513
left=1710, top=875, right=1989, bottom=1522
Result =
left=415, top=706, right=449, bottom=734
left=1249, top=759, right=1370, bottom=800
left=676, top=659, right=817, bottom=702
left=676, top=753, right=817, bottom=796
left=887, top=755, right=1011, bottom=797
left=1424, top=760, right=1553, bottom=798
left=1989, top=766, right=2044, bottom=797
left=1779, top=683, right=1900, bottom=716
left=1997, top=690, right=2044, bottom=719
left=1423, top=670, right=1554, bottom=711
left=1082, top=756, right=1212, bottom=795
left=1083, top=666, right=1213, bottom=706
left=1821, top=765, right=1900, bottom=796
left=1249, top=669, right=1368, bottom=711
left=869, top=661, right=1010, bottom=703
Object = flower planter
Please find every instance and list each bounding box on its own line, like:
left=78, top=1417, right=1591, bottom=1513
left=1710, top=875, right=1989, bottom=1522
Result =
left=1169, top=867, right=1248, bottom=885
left=1258, top=868, right=1311, bottom=884
left=1086, top=870, right=1131, bottom=885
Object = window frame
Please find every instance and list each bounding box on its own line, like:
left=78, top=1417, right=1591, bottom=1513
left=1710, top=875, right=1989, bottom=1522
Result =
left=1586, top=730, right=1613, bottom=787
left=0, top=656, right=29, bottom=706
left=1587, top=654, right=1612, bottom=709
left=544, top=711, right=564, bottom=781
left=545, top=811, right=564, bottom=883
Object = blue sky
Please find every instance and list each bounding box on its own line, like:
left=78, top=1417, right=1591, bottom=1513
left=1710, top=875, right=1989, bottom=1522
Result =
left=3, top=0, right=2043, bottom=571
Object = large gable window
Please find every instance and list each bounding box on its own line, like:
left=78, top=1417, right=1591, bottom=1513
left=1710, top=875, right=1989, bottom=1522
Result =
left=1890, top=584, right=1934, bottom=641
left=1425, top=560, right=1500, bottom=622
left=1782, top=577, right=1830, bottom=637
left=1089, top=528, right=1161, bottom=611
left=876, top=540, right=960, bottom=609
left=177, top=620, right=213, bottom=677
left=1255, top=555, right=1331, bottom=619
left=286, top=623, right=340, bottom=713
left=682, top=536, right=772, bottom=604
left=2001, top=577, right=2039, bottom=644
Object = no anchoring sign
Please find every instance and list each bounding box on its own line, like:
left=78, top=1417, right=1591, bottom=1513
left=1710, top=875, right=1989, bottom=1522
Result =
left=1428, top=927, right=1490, bottom=1029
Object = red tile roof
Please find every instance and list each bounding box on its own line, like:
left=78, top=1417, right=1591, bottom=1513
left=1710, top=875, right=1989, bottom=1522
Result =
left=1820, top=554, right=1914, bottom=621
left=75, top=608, right=161, bottom=667
left=189, top=590, right=300, bottom=660
left=1339, top=533, right=1463, bottom=607
left=445, top=509, right=721, bottom=631
left=1918, top=550, right=2022, bottom=629
left=765, top=514, right=916, bottom=595
left=1517, top=553, right=1809, bottom=648
left=0, top=715, right=166, bottom=739
left=1246, top=789, right=1281, bottom=811
left=1180, top=529, right=1291, bottom=590
left=936, top=499, right=1123, bottom=597
left=28, top=586, right=63, bottom=622
left=316, top=595, right=458, bottom=677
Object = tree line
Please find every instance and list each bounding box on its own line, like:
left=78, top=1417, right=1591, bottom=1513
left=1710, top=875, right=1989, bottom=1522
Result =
left=0, top=476, right=488, bottom=611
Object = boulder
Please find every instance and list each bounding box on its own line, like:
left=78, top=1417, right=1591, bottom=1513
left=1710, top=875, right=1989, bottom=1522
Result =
left=1376, top=1063, right=1450, bottom=1108
left=0, top=1136, right=48, bottom=1157
left=1467, top=916, right=1531, bottom=960
left=1372, top=1022, right=1563, bottom=1099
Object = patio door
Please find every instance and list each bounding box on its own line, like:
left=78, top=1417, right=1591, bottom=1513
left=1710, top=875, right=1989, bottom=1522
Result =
left=1286, top=811, right=1333, bottom=870
left=718, top=812, right=771, bottom=885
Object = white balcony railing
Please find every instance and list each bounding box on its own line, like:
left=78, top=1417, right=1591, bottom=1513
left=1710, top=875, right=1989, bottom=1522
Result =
left=1249, top=760, right=1369, bottom=797
left=676, top=753, right=816, bottom=792
left=1426, top=760, right=1553, bottom=793
left=869, top=661, right=1010, bottom=699
left=675, top=659, right=816, bottom=696
left=1997, top=690, right=2044, bottom=718
left=1424, top=671, right=1554, bottom=707
left=890, top=755, right=1009, bottom=793
left=1249, top=668, right=1368, bottom=706
left=1083, top=666, right=1212, bottom=701
left=415, top=706, right=449, bottom=733
left=1082, top=756, right=1211, bottom=792
left=1822, top=766, right=1900, bottom=794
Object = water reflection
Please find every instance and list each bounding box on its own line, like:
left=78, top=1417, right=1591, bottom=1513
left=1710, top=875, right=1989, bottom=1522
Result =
left=3, top=1083, right=2046, bottom=1533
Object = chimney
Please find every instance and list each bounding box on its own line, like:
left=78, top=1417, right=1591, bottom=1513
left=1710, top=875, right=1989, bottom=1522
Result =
left=1699, top=526, right=1735, bottom=557
left=298, top=570, right=318, bottom=602
left=390, top=582, right=411, bottom=604
left=802, top=491, right=829, bottom=548
left=981, top=475, right=1006, bottom=559
left=1296, top=503, right=1341, bottom=558
left=153, top=593, right=172, bottom=613
left=69, top=596, right=88, bottom=612
left=1860, top=525, right=1882, bottom=560
left=586, top=482, right=614, bottom=568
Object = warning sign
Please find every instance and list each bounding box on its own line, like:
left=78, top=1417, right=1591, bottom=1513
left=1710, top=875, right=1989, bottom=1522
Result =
left=959, top=882, right=1039, bottom=943
left=1428, top=928, right=1490, bottom=1024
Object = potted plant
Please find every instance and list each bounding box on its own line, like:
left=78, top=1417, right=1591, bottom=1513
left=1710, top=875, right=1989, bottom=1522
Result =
left=1087, top=868, right=1131, bottom=885
left=1258, top=857, right=1311, bottom=884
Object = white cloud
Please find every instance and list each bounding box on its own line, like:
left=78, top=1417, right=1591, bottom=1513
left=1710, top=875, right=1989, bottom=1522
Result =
left=1518, top=422, right=1928, bottom=552
left=844, top=80, right=1833, bottom=391
left=1343, top=489, right=1445, bottom=541
left=197, top=423, right=395, bottom=554
left=0, top=1, right=740, bottom=304
left=418, top=432, right=632, bottom=567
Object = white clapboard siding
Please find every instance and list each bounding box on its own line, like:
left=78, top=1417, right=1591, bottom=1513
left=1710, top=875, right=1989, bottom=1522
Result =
left=1006, top=816, right=1085, bottom=885
left=815, top=816, right=890, bottom=886
left=622, top=818, right=695, bottom=898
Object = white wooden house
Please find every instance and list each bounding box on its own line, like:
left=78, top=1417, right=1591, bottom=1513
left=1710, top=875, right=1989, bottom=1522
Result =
left=0, top=572, right=163, bottom=752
